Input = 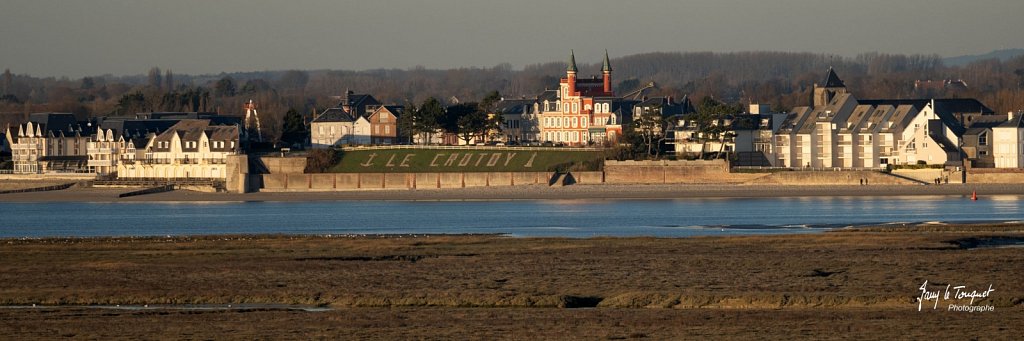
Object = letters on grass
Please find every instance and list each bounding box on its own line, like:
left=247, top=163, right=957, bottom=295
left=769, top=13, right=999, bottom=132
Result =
left=359, top=152, right=537, bottom=169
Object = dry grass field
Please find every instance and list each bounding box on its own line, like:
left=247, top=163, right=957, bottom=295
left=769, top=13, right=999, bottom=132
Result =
left=1, top=224, right=1022, bottom=339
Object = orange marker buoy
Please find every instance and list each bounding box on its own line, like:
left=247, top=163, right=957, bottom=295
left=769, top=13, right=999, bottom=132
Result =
left=971, top=191, right=978, bottom=201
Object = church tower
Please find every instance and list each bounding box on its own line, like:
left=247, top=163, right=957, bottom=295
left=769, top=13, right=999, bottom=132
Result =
left=813, top=67, right=847, bottom=107
left=602, top=50, right=613, bottom=94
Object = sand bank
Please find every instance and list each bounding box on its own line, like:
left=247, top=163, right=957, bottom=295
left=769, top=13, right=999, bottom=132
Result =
left=2, top=183, right=1024, bottom=202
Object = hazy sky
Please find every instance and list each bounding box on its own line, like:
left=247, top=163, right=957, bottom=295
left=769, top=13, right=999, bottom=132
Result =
left=3, top=0, right=1023, bottom=78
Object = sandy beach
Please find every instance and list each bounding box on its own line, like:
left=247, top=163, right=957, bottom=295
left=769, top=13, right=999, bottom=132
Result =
left=3, top=183, right=1024, bottom=202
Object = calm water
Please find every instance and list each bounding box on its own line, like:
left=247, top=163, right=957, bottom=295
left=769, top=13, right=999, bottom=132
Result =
left=1, top=195, right=1022, bottom=238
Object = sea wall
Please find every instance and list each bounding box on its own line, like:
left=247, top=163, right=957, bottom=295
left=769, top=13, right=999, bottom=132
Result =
left=750, top=170, right=920, bottom=185
left=254, top=156, right=1024, bottom=192
left=966, top=168, right=1024, bottom=183
left=603, top=160, right=757, bottom=184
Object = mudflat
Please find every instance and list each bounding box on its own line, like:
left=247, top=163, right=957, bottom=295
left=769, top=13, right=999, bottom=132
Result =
left=1, top=224, right=1021, bottom=339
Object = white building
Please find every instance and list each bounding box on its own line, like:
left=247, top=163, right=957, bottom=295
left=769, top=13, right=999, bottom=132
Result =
left=117, top=119, right=239, bottom=179
left=5, top=113, right=92, bottom=174
left=774, top=69, right=1000, bottom=169
left=993, top=112, right=1024, bottom=168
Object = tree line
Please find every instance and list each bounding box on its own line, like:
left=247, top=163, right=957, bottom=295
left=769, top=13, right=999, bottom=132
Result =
left=396, top=91, right=504, bottom=145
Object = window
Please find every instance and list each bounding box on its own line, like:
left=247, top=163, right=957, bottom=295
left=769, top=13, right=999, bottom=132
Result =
left=572, top=103, right=578, bottom=113
left=979, top=132, right=988, bottom=146
left=385, top=126, right=389, bottom=134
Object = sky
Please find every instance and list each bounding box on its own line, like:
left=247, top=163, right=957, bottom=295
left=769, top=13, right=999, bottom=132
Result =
left=2, top=0, right=1023, bottom=78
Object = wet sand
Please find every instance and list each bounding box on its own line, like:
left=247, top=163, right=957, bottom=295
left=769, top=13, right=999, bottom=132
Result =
left=0, top=225, right=1021, bottom=339
left=2, top=183, right=1023, bottom=202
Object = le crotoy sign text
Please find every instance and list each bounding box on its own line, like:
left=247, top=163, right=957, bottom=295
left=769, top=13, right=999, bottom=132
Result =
left=360, top=152, right=538, bottom=168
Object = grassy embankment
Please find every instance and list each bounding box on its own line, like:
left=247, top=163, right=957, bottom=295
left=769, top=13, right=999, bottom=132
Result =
left=327, top=148, right=607, bottom=173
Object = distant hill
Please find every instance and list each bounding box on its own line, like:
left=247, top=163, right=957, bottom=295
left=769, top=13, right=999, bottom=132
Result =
left=943, top=49, right=1024, bottom=66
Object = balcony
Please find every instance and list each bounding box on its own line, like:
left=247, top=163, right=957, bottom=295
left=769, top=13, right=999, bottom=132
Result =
left=87, top=160, right=113, bottom=167
left=134, top=158, right=226, bottom=165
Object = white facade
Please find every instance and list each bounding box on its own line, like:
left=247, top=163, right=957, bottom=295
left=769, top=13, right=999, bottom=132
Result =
left=86, top=128, right=125, bottom=175
left=117, top=120, right=239, bottom=179
left=993, top=112, right=1024, bottom=168
left=6, top=119, right=90, bottom=174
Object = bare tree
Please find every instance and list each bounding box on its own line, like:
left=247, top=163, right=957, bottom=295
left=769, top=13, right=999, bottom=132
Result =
left=147, top=67, right=162, bottom=90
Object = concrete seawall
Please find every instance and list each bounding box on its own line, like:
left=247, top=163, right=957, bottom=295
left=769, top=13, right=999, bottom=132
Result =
left=748, top=170, right=922, bottom=185
left=255, top=156, right=1021, bottom=192
left=604, top=160, right=760, bottom=184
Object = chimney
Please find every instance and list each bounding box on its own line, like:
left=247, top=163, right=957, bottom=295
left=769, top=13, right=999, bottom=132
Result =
left=1009, top=111, right=1016, bottom=121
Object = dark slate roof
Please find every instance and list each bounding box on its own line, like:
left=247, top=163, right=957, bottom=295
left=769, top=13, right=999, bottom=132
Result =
left=379, top=105, right=404, bottom=118
left=997, top=113, right=1024, bottom=128
left=602, top=50, right=612, bottom=72
left=964, top=115, right=1007, bottom=135
left=152, top=120, right=238, bottom=152
left=567, top=50, right=578, bottom=72
left=313, top=108, right=356, bottom=123
left=497, top=99, right=536, bottom=115
left=858, top=99, right=930, bottom=107
left=881, top=104, right=922, bottom=133
left=840, top=105, right=875, bottom=133
left=134, top=112, right=220, bottom=120
left=822, top=67, right=845, bottom=88
left=538, top=90, right=559, bottom=102
left=99, top=119, right=181, bottom=140
left=636, top=97, right=683, bottom=116
left=27, top=112, right=92, bottom=136
left=777, top=107, right=812, bottom=134
left=934, top=98, right=994, bottom=115
left=863, top=105, right=895, bottom=132
left=920, top=99, right=996, bottom=136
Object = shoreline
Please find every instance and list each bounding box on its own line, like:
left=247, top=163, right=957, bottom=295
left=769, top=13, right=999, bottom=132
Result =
left=2, top=183, right=1023, bottom=202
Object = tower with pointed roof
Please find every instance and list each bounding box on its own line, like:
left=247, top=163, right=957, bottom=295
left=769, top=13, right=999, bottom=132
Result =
left=813, top=67, right=848, bottom=107
left=566, top=50, right=578, bottom=97
left=602, top=50, right=613, bottom=94
left=541, top=50, right=619, bottom=145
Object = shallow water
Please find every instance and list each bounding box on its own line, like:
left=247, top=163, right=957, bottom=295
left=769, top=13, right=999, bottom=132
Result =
left=1, top=195, right=1022, bottom=238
